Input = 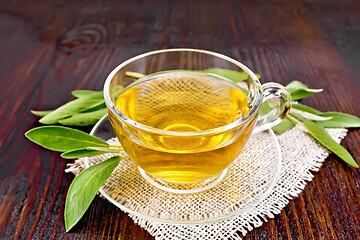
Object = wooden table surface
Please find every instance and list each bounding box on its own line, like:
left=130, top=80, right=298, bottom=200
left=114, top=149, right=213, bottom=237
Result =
left=1, top=0, right=359, bottom=239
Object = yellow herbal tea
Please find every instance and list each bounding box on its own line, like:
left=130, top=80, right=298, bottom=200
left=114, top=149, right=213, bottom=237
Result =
left=111, top=72, right=256, bottom=183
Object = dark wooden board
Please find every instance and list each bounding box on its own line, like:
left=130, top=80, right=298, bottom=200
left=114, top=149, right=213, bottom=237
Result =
left=0, top=0, right=359, bottom=239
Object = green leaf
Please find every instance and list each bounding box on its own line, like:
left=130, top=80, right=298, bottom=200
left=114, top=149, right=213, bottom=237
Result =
left=291, top=89, right=323, bottom=101
left=72, top=90, right=101, bottom=98
left=259, top=101, right=272, bottom=116
left=286, top=81, right=323, bottom=100
left=272, top=116, right=297, bottom=134
left=25, top=126, right=108, bottom=152
left=61, top=148, right=110, bottom=159
left=286, top=81, right=309, bottom=92
left=286, top=104, right=360, bottom=128
left=290, top=109, right=332, bottom=121
left=292, top=103, right=321, bottom=115
left=58, top=108, right=108, bottom=126
left=303, top=120, right=359, bottom=168
left=39, top=92, right=104, bottom=124
left=31, top=110, right=53, bottom=117
left=80, top=103, right=106, bottom=113
left=65, top=156, right=122, bottom=231
left=316, top=112, right=360, bottom=128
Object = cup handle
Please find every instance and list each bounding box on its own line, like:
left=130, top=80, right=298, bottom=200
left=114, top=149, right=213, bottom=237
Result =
left=252, top=82, right=292, bottom=134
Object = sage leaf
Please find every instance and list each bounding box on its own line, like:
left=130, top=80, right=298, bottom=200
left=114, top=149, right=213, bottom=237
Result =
left=292, top=103, right=321, bottom=115
left=272, top=116, right=297, bottom=134
left=72, top=90, right=101, bottom=98
left=259, top=101, right=272, bottom=116
left=200, top=68, right=260, bottom=82
left=292, top=104, right=360, bottom=128
left=58, top=108, right=108, bottom=126
left=61, top=148, right=110, bottom=159
left=39, top=92, right=104, bottom=124
left=25, top=126, right=108, bottom=152
left=31, top=110, right=53, bottom=117
left=315, top=112, right=360, bottom=128
left=291, top=89, right=323, bottom=101
left=65, top=156, right=122, bottom=231
left=303, top=120, right=359, bottom=168
left=290, top=109, right=332, bottom=121
left=286, top=80, right=308, bottom=92
left=286, top=81, right=322, bottom=100
left=80, top=102, right=106, bottom=113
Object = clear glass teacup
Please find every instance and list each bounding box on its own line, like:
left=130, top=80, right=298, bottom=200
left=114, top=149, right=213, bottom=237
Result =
left=104, top=49, right=291, bottom=193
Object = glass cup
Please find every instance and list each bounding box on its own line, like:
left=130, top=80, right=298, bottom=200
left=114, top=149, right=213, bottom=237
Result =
left=104, top=49, right=291, bottom=193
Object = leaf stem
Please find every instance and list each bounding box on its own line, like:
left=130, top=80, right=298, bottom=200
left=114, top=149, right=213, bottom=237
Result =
left=287, top=114, right=303, bottom=126
left=125, top=71, right=145, bottom=79
left=108, top=144, right=123, bottom=149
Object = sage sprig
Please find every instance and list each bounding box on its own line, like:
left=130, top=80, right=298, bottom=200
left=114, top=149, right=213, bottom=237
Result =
left=25, top=126, right=123, bottom=158
left=39, top=92, right=104, bottom=124
left=25, top=126, right=124, bottom=231
left=65, top=156, right=124, bottom=231
left=267, top=80, right=360, bottom=168
left=31, top=91, right=106, bottom=126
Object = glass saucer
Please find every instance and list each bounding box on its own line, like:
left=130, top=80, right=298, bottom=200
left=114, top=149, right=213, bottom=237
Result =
left=84, top=115, right=281, bottom=225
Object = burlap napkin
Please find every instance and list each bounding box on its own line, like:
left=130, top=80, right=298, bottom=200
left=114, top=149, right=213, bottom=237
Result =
left=66, top=125, right=347, bottom=239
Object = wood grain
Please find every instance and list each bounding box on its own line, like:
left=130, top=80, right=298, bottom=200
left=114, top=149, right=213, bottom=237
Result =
left=0, top=0, right=359, bottom=239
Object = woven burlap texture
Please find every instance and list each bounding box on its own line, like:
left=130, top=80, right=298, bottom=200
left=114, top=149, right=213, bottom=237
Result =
left=66, top=125, right=347, bottom=239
